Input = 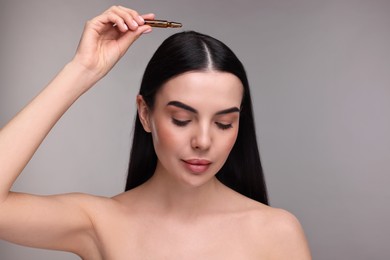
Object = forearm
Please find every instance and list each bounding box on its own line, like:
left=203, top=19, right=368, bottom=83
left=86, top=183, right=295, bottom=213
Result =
left=0, top=61, right=99, bottom=200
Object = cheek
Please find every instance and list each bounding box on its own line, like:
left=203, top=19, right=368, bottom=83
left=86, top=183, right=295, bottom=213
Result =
left=226, top=131, right=239, bottom=152
left=217, top=129, right=239, bottom=159
left=150, top=119, right=182, bottom=154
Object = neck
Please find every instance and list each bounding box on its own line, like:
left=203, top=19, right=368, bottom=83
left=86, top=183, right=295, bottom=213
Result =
left=141, top=165, right=225, bottom=217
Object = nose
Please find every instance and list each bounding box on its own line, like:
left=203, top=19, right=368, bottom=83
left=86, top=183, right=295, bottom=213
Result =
left=191, top=124, right=212, bottom=151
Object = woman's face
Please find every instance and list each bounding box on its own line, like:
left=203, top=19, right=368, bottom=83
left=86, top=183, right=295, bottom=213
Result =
left=140, top=71, right=243, bottom=188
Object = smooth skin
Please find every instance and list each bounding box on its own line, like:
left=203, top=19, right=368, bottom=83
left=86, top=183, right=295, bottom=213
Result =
left=0, top=6, right=311, bottom=260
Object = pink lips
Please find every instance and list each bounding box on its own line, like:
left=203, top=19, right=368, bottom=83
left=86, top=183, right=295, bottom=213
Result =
left=182, top=159, right=211, bottom=174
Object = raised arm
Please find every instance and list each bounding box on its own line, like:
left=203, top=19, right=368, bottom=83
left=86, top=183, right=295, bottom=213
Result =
left=0, top=6, right=153, bottom=256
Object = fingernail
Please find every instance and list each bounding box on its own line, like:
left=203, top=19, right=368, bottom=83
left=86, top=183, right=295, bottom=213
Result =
left=143, top=28, right=152, bottom=34
left=138, top=16, right=145, bottom=23
left=132, top=20, right=138, bottom=27
left=124, top=23, right=129, bottom=30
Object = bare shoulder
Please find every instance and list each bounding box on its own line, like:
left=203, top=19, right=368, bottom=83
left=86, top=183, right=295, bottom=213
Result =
left=74, top=191, right=130, bottom=217
left=247, top=203, right=312, bottom=259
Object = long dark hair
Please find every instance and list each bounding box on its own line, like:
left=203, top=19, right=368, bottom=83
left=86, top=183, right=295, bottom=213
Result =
left=126, top=31, right=268, bottom=205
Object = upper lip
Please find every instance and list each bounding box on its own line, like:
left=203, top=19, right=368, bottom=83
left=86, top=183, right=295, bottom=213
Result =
left=182, top=159, right=212, bottom=165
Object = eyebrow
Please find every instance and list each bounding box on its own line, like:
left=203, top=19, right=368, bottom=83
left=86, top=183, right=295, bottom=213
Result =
left=166, top=101, right=240, bottom=115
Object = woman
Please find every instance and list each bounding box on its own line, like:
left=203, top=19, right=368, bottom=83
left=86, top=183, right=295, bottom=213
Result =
left=0, top=6, right=311, bottom=259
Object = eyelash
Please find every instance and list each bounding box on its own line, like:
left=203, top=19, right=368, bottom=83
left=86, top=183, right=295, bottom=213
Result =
left=172, top=118, right=191, bottom=127
left=172, top=118, right=233, bottom=130
left=215, top=122, right=233, bottom=130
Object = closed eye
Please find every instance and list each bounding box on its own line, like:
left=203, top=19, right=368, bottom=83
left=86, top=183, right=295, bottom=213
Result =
left=172, top=118, right=191, bottom=127
left=215, top=122, right=233, bottom=130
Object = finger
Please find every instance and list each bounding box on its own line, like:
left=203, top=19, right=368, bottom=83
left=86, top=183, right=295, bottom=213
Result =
left=91, top=10, right=129, bottom=33
left=141, top=13, right=156, bottom=21
left=102, top=6, right=139, bottom=31
left=107, top=12, right=131, bottom=32
left=140, top=25, right=153, bottom=34
left=116, top=6, right=146, bottom=27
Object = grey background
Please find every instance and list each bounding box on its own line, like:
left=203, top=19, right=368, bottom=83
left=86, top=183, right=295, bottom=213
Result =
left=1, top=0, right=389, bottom=259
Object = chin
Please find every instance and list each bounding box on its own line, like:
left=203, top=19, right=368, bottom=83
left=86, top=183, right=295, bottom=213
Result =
left=178, top=167, right=219, bottom=189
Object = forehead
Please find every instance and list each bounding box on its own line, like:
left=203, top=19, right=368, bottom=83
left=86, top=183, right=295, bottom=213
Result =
left=156, top=71, right=243, bottom=109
